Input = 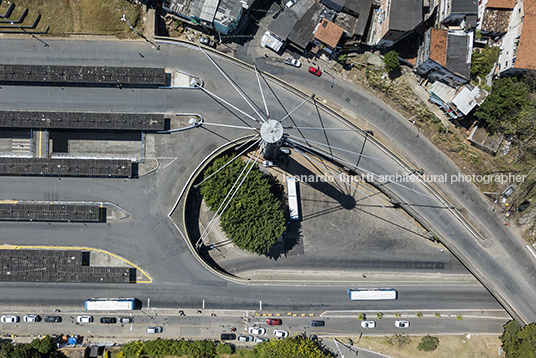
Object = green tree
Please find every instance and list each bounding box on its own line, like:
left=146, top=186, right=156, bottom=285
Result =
left=216, top=343, right=234, bottom=355
left=474, top=77, right=530, bottom=134
left=471, top=45, right=500, bottom=80
left=253, top=336, right=330, bottom=358
left=337, top=54, right=348, bottom=63
left=417, top=335, right=440, bottom=352
left=501, top=320, right=536, bottom=358
left=200, top=155, right=286, bottom=255
left=383, top=51, right=400, bottom=73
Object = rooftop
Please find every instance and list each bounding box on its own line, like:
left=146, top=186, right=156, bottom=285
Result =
left=482, top=8, right=511, bottom=33
left=485, top=0, right=515, bottom=9
left=390, top=0, right=423, bottom=31
left=451, top=0, right=478, bottom=14
left=429, top=28, right=448, bottom=66
left=314, top=18, right=345, bottom=48
left=514, top=13, right=536, bottom=70
left=445, top=31, right=472, bottom=79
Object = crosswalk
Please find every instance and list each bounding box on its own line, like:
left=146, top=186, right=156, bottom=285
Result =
left=11, top=139, right=32, bottom=155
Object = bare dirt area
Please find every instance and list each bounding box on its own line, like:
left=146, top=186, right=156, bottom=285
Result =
left=0, top=0, right=144, bottom=36
left=356, top=334, right=502, bottom=358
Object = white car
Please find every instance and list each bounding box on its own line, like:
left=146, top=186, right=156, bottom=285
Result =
left=23, top=315, right=40, bottom=322
left=77, top=315, right=93, bottom=323
left=255, top=336, right=269, bottom=343
left=249, top=326, right=266, bottom=335
left=273, top=329, right=289, bottom=338
left=395, top=320, right=410, bottom=328
left=361, top=320, right=376, bottom=329
left=1, top=315, right=20, bottom=323
left=284, top=58, right=302, bottom=68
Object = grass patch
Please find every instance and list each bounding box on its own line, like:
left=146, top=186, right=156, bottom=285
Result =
left=356, top=334, right=502, bottom=358
left=0, top=0, right=142, bottom=36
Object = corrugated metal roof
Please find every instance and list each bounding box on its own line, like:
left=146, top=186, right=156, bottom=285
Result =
left=451, top=0, right=478, bottom=14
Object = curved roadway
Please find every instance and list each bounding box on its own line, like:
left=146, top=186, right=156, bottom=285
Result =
left=0, top=38, right=533, bottom=323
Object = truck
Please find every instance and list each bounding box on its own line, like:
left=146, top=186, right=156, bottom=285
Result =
left=347, top=288, right=397, bottom=300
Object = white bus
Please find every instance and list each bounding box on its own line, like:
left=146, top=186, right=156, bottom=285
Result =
left=85, top=298, right=136, bottom=311
left=287, top=177, right=299, bottom=220
left=347, top=288, right=397, bottom=300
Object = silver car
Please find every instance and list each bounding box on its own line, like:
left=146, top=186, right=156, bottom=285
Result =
left=238, top=335, right=254, bottom=342
left=361, top=320, right=376, bottom=328
left=284, top=58, right=302, bottom=68
left=395, top=320, right=410, bottom=328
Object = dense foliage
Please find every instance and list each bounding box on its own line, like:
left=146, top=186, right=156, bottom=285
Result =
left=253, top=336, right=329, bottom=358
left=0, top=336, right=58, bottom=358
left=417, top=335, right=439, bottom=352
left=119, top=336, right=331, bottom=358
left=383, top=51, right=400, bottom=73
left=500, top=320, right=536, bottom=357
left=474, top=77, right=530, bottom=134
left=200, top=155, right=286, bottom=255
left=120, top=339, right=215, bottom=358
left=471, top=45, right=500, bottom=80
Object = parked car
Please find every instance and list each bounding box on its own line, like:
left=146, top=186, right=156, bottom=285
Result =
left=285, top=0, right=297, bottom=8
left=361, top=320, right=376, bottom=328
left=280, top=148, right=291, bottom=155
left=308, top=66, right=322, bottom=76
left=146, top=326, right=163, bottom=334
left=284, top=58, right=302, bottom=67
left=199, top=37, right=215, bottom=47
left=1, top=315, right=19, bottom=323
left=262, top=160, right=278, bottom=167
left=238, top=335, right=254, bottom=342
left=77, top=316, right=93, bottom=323
left=221, top=333, right=236, bottom=341
left=309, top=334, right=318, bottom=342
left=23, top=315, right=40, bottom=323
left=249, top=326, right=266, bottom=335
left=44, top=316, right=61, bottom=323
left=395, top=320, right=410, bottom=328
left=119, top=317, right=132, bottom=324
left=273, top=330, right=289, bottom=338
left=310, top=320, right=325, bottom=327
left=100, top=317, right=116, bottom=324
left=255, top=336, right=269, bottom=343
left=266, top=318, right=282, bottom=325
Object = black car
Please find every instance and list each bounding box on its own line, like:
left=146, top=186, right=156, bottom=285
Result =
left=220, top=333, right=236, bottom=341
left=100, top=317, right=117, bottom=324
left=310, top=320, right=325, bottom=327
left=44, top=316, right=61, bottom=323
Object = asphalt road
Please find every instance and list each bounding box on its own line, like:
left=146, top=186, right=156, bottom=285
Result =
left=0, top=38, right=533, bottom=325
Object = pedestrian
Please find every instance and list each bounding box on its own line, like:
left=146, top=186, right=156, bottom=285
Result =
left=362, top=274, right=366, bottom=278
left=197, top=310, right=202, bottom=313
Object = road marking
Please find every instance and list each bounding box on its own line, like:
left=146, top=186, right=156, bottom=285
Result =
left=38, top=130, right=42, bottom=158
left=526, top=245, right=536, bottom=261
left=0, top=244, right=152, bottom=283
left=0, top=200, right=19, bottom=204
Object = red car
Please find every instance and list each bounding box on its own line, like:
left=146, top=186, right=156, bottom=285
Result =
left=308, top=66, right=322, bottom=76
left=266, top=318, right=282, bottom=325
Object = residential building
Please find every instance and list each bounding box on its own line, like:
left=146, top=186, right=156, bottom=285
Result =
left=438, top=0, right=478, bottom=24
left=320, top=0, right=373, bottom=40
left=369, top=0, right=424, bottom=46
left=312, top=18, right=345, bottom=56
left=499, top=0, right=536, bottom=75
left=415, top=28, right=473, bottom=87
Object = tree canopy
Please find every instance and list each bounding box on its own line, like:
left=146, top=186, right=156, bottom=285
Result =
left=470, top=45, right=500, bottom=80
left=501, top=320, right=536, bottom=358
left=383, top=51, right=400, bottom=73
left=474, top=77, right=530, bottom=134
left=200, top=155, right=286, bottom=255
left=0, top=336, right=58, bottom=358
left=119, top=336, right=331, bottom=358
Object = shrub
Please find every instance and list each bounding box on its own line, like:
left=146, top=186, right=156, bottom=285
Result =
left=417, top=335, right=440, bottom=352
left=383, top=51, right=400, bottom=73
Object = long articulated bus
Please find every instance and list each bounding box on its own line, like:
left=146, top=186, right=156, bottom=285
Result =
left=85, top=298, right=136, bottom=311
left=347, top=288, right=397, bottom=300
left=287, top=177, right=299, bottom=220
